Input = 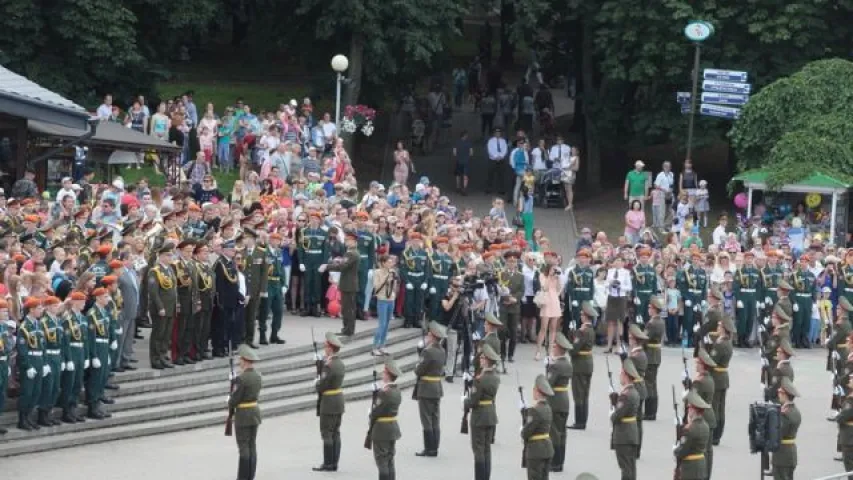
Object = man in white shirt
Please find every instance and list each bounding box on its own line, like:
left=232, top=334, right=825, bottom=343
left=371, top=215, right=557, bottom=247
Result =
left=654, top=161, right=674, bottom=203
left=96, top=94, right=113, bottom=121
left=321, top=112, right=337, bottom=140
left=712, top=215, right=728, bottom=246
left=485, top=128, right=508, bottom=195
left=548, top=135, right=571, bottom=169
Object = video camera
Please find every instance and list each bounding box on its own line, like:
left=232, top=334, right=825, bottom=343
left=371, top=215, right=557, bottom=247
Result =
left=461, top=272, right=497, bottom=295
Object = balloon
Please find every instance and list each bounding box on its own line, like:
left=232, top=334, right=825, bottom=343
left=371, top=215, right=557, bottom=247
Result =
left=791, top=217, right=803, bottom=228
left=805, top=193, right=822, bottom=209
left=734, top=193, right=748, bottom=209
left=327, top=301, right=341, bottom=317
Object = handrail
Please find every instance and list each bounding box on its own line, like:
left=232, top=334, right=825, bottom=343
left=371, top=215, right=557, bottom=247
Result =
left=810, top=472, right=853, bottom=480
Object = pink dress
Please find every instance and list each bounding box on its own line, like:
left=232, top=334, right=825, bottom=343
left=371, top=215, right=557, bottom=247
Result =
left=538, top=273, right=562, bottom=318
left=393, top=150, right=410, bottom=185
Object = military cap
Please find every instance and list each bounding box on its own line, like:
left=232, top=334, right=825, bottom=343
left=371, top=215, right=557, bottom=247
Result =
left=269, top=232, right=283, bottom=241
left=23, top=297, right=42, bottom=309
left=575, top=474, right=600, bottom=480
left=428, top=321, right=447, bottom=339
left=384, top=357, right=402, bottom=378
left=778, top=339, right=795, bottom=357
left=188, top=203, right=202, bottom=212
left=622, top=358, right=641, bottom=380
left=543, top=251, right=558, bottom=258
left=581, top=301, right=598, bottom=318
left=241, top=228, right=257, bottom=238
left=92, top=287, right=109, bottom=297
left=637, top=247, right=652, bottom=258
left=576, top=248, right=592, bottom=258
left=434, top=236, right=449, bottom=245
left=779, top=377, right=799, bottom=398
left=482, top=252, right=495, bottom=260
left=409, top=232, right=423, bottom=241
left=354, top=211, right=369, bottom=220
left=697, top=348, right=717, bottom=368
left=650, top=296, right=666, bottom=311
left=12, top=254, right=26, bottom=263
left=555, top=332, right=573, bottom=351
left=841, top=296, right=853, bottom=312
left=628, top=323, right=648, bottom=341
left=43, top=296, right=61, bottom=306
left=773, top=304, right=793, bottom=323
left=101, top=275, right=117, bottom=286
left=177, top=239, right=196, bottom=249
left=344, top=230, right=358, bottom=241
left=685, top=389, right=711, bottom=410
left=70, top=291, right=87, bottom=301
left=503, top=250, right=521, bottom=259
left=481, top=344, right=501, bottom=362
left=485, top=312, right=503, bottom=327
left=535, top=373, right=554, bottom=397
left=238, top=344, right=260, bottom=362
left=777, top=279, right=793, bottom=291
left=158, top=243, right=175, bottom=254
left=721, top=315, right=736, bottom=334
left=96, top=245, right=113, bottom=256
left=708, top=289, right=724, bottom=302
left=23, top=214, right=40, bottom=223
left=108, top=259, right=123, bottom=269
left=325, top=332, right=343, bottom=349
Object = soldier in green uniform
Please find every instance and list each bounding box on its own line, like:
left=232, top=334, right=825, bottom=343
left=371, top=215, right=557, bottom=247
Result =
left=17, top=297, right=45, bottom=430
left=414, top=321, right=447, bottom=457
left=632, top=247, right=657, bottom=326
left=674, top=390, right=712, bottom=480
left=829, top=299, right=853, bottom=420
left=354, top=211, right=377, bottom=320
left=61, top=291, right=90, bottom=423
left=148, top=243, right=179, bottom=369
left=175, top=240, right=200, bottom=363
left=775, top=280, right=794, bottom=321
left=401, top=232, right=431, bottom=329
left=498, top=250, right=525, bottom=365
left=766, top=339, right=795, bottom=403
left=370, top=357, right=403, bottom=480
left=87, top=288, right=113, bottom=419
left=568, top=301, right=596, bottom=430
left=313, top=332, right=346, bottom=472
left=678, top=251, right=709, bottom=347
left=547, top=332, right=572, bottom=472
left=627, top=324, right=648, bottom=457
left=563, top=248, right=594, bottom=336
left=240, top=229, right=267, bottom=348
left=838, top=372, right=853, bottom=471
left=691, top=348, right=717, bottom=479
left=761, top=250, right=785, bottom=312
left=734, top=251, right=762, bottom=347
left=229, top=345, right=263, bottom=480
left=464, top=343, right=500, bottom=480
left=611, top=357, right=641, bottom=480
left=258, top=233, right=284, bottom=345
left=696, top=289, right=724, bottom=356
left=643, top=296, right=665, bottom=420
left=523, top=374, right=555, bottom=480
left=840, top=250, right=853, bottom=315
left=428, top=237, right=455, bottom=322
left=101, top=274, right=122, bottom=373
left=710, top=315, right=735, bottom=445
left=0, top=299, right=12, bottom=434
left=87, top=244, right=113, bottom=285
left=326, top=231, right=361, bottom=336
left=791, top=254, right=816, bottom=349
left=771, top=378, right=801, bottom=480
left=474, top=313, right=502, bottom=375
left=300, top=213, right=328, bottom=317
left=38, top=296, right=64, bottom=426
left=193, top=242, right=217, bottom=358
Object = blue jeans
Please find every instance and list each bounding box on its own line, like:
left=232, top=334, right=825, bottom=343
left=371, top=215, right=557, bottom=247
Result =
left=218, top=142, right=232, bottom=170
left=666, top=314, right=680, bottom=344
left=374, top=300, right=395, bottom=347
left=809, top=316, right=821, bottom=344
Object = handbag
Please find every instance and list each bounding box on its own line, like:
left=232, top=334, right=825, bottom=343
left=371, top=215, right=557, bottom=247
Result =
left=533, top=290, right=547, bottom=308
left=513, top=212, right=524, bottom=228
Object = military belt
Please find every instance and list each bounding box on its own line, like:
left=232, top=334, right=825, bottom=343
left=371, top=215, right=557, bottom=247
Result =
left=269, top=276, right=280, bottom=281
left=306, top=250, right=323, bottom=254
left=689, top=289, right=703, bottom=294
left=637, top=290, right=653, bottom=294
left=620, top=417, right=637, bottom=423
left=781, top=438, right=796, bottom=445
left=359, top=254, right=369, bottom=258
left=433, top=275, right=449, bottom=280
left=115, top=328, right=123, bottom=335
left=529, top=433, right=550, bottom=441
left=238, top=402, right=258, bottom=409
left=795, top=293, right=811, bottom=297
left=0, top=356, right=6, bottom=361
left=478, top=400, right=493, bottom=406
left=845, top=288, right=853, bottom=292
left=574, top=288, right=590, bottom=292
left=322, top=389, right=343, bottom=396
left=95, top=338, right=109, bottom=344
left=713, top=367, right=728, bottom=372
left=766, top=288, right=778, bottom=292
left=69, top=342, right=84, bottom=348
left=376, top=416, right=397, bottom=423
left=633, top=379, right=644, bottom=384
left=408, top=272, right=425, bottom=277
left=29, top=351, right=43, bottom=356
left=684, top=453, right=705, bottom=461
left=46, top=349, right=61, bottom=355
left=552, top=386, right=569, bottom=392
left=740, top=288, right=756, bottom=293
left=846, top=421, right=853, bottom=426
left=577, top=351, right=592, bottom=356
left=839, top=344, right=848, bottom=348
left=646, top=343, right=661, bottom=348
left=420, top=376, right=442, bottom=382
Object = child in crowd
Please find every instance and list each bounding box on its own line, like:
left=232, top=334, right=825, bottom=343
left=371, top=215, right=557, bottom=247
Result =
left=651, top=185, right=666, bottom=230
left=198, top=126, right=215, bottom=164
left=489, top=198, right=507, bottom=225
left=664, top=276, right=680, bottom=345
left=673, top=192, right=692, bottom=238
left=816, top=286, right=832, bottom=346
left=326, top=274, right=342, bottom=318
left=695, top=180, right=710, bottom=227
left=523, top=167, right=536, bottom=195
left=593, top=266, right=609, bottom=344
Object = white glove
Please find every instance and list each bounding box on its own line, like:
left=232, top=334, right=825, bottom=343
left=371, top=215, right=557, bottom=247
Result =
left=761, top=357, right=769, bottom=367
left=60, top=362, right=66, bottom=372
left=115, top=328, right=123, bottom=335
left=429, top=287, right=437, bottom=294
left=406, top=283, right=414, bottom=291
left=372, top=382, right=380, bottom=392
left=84, top=359, right=90, bottom=369
left=108, top=357, right=111, bottom=367
left=636, top=315, right=644, bottom=325
left=837, top=385, right=846, bottom=396
left=834, top=351, right=842, bottom=361
left=281, top=286, right=288, bottom=296
left=260, top=292, right=268, bottom=298
left=693, top=305, right=699, bottom=312
left=569, top=321, right=576, bottom=330
left=793, top=303, right=799, bottom=312
left=685, top=300, right=692, bottom=308
left=299, top=264, right=306, bottom=272
left=463, top=372, right=472, bottom=382
left=673, top=442, right=681, bottom=452
left=472, top=331, right=482, bottom=341
left=681, top=370, right=689, bottom=381
left=518, top=400, right=527, bottom=411
left=634, top=297, right=641, bottom=306
left=421, top=283, right=428, bottom=290
left=758, top=324, right=766, bottom=334
left=704, top=335, right=712, bottom=344
left=226, top=396, right=231, bottom=407
left=229, top=371, right=236, bottom=381
left=519, top=425, right=525, bottom=434
left=571, top=300, right=579, bottom=307
left=318, top=265, right=327, bottom=273
left=765, top=297, right=772, bottom=305
left=43, top=365, right=51, bottom=377
left=314, top=376, right=321, bottom=386
left=543, top=357, right=550, bottom=367
left=26, top=367, right=36, bottom=379
left=609, top=406, right=616, bottom=415
left=608, top=383, right=615, bottom=394
left=461, top=395, right=469, bottom=406
left=693, top=323, right=700, bottom=333
left=418, top=340, right=425, bottom=350
left=92, top=358, right=102, bottom=369
left=67, top=361, right=75, bottom=372
left=756, top=302, right=762, bottom=311
left=110, top=340, right=118, bottom=350
left=736, top=300, right=744, bottom=309
left=314, top=352, right=324, bottom=362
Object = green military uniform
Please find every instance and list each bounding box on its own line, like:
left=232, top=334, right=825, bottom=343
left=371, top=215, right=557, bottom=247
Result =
left=230, top=346, right=263, bottom=480
left=259, top=245, right=284, bottom=343
left=16, top=314, right=45, bottom=430
left=840, top=260, right=853, bottom=320
left=568, top=302, right=596, bottom=430
left=767, top=340, right=795, bottom=402
left=830, top=299, right=852, bottom=382
left=88, top=258, right=110, bottom=285
left=175, top=250, right=201, bottom=364
left=106, top=288, right=123, bottom=368
left=61, top=308, right=89, bottom=423
left=734, top=262, right=762, bottom=346
left=356, top=228, right=378, bottom=316
left=761, top=262, right=785, bottom=312
left=772, top=378, right=801, bottom=480
left=86, top=305, right=112, bottom=418
left=775, top=282, right=794, bottom=322
left=697, top=294, right=724, bottom=351
left=628, top=324, right=649, bottom=457
left=0, top=320, right=14, bottom=433
left=427, top=249, right=455, bottom=322
left=523, top=375, right=555, bottom=480
left=838, top=390, right=853, bottom=474
left=710, top=317, right=734, bottom=445
left=315, top=333, right=346, bottom=472
left=194, top=256, right=217, bottom=357
left=547, top=333, right=573, bottom=472
left=414, top=322, right=447, bottom=457
left=632, top=258, right=657, bottom=326
left=299, top=225, right=327, bottom=316
left=791, top=267, right=816, bottom=348
left=498, top=264, right=525, bottom=364
left=38, top=311, right=64, bottom=426
left=242, top=239, right=268, bottom=346
left=475, top=314, right=502, bottom=375
left=401, top=245, right=431, bottom=328
left=148, top=256, right=179, bottom=369
left=692, top=348, right=718, bottom=478
left=328, top=241, right=360, bottom=336
left=674, top=391, right=712, bottom=480
left=370, top=359, right=403, bottom=480
left=677, top=263, right=708, bottom=348
left=611, top=359, right=641, bottom=480
left=465, top=344, right=500, bottom=480
left=643, top=297, right=666, bottom=420
left=564, top=263, right=594, bottom=336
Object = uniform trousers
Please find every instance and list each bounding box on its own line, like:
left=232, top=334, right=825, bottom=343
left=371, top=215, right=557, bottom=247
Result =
left=150, top=313, right=174, bottom=365
left=235, top=425, right=259, bottom=480
left=499, top=310, right=520, bottom=360
left=526, top=457, right=551, bottom=480
left=244, top=295, right=260, bottom=343
left=614, top=445, right=637, bottom=480
left=341, top=291, right=357, bottom=335
left=712, top=389, right=727, bottom=442
left=373, top=439, right=397, bottom=480
left=193, top=308, right=211, bottom=357
left=419, top=398, right=440, bottom=432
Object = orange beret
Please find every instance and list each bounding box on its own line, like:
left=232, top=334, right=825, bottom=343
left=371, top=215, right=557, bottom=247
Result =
left=544, top=251, right=558, bottom=258
left=0, top=299, right=8, bottom=309
left=576, top=249, right=591, bottom=258
left=92, top=287, right=109, bottom=297
left=459, top=244, right=473, bottom=251
left=691, top=251, right=703, bottom=258
left=409, top=232, right=423, bottom=241
left=23, top=297, right=42, bottom=309
left=13, top=254, right=26, bottom=262
left=435, top=237, right=449, bottom=245
left=96, top=245, right=112, bottom=256
left=74, top=208, right=89, bottom=218
left=109, top=260, right=123, bottom=269
left=489, top=244, right=503, bottom=252
left=23, top=214, right=40, bottom=223
left=638, top=247, right=652, bottom=258
left=483, top=252, right=495, bottom=259
left=270, top=232, right=283, bottom=240
left=309, top=212, right=322, bottom=219
left=70, top=291, right=88, bottom=301
left=101, top=275, right=117, bottom=286
left=188, top=203, right=202, bottom=212
left=21, top=198, right=35, bottom=206
left=799, top=254, right=811, bottom=262
left=43, top=296, right=61, bottom=306
left=354, top=211, right=369, bottom=220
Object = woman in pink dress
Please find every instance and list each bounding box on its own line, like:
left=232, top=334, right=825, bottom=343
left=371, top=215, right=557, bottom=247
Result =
left=393, top=141, right=412, bottom=186
left=534, top=261, right=563, bottom=360
left=624, top=199, right=646, bottom=245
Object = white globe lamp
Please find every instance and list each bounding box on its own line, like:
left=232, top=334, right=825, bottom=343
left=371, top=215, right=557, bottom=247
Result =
left=331, top=55, right=349, bottom=73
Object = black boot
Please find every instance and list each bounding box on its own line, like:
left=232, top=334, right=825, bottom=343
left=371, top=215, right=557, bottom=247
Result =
left=301, top=307, right=312, bottom=317
left=433, top=428, right=440, bottom=455
left=0, top=425, right=6, bottom=434
left=568, top=404, right=585, bottom=429
left=87, top=404, right=105, bottom=420
left=37, top=409, right=52, bottom=427
left=17, top=412, right=32, bottom=431
left=332, top=437, right=341, bottom=470
left=312, top=444, right=334, bottom=471
left=259, top=333, right=268, bottom=345
left=415, top=430, right=433, bottom=456
left=249, top=454, right=258, bottom=480
left=475, top=462, right=486, bottom=480
left=550, top=442, right=563, bottom=472
left=73, top=405, right=86, bottom=422
left=237, top=456, right=250, bottom=480
left=644, top=397, right=657, bottom=420
left=27, top=410, right=40, bottom=430
left=62, top=409, right=78, bottom=424
left=49, top=409, right=61, bottom=426
left=485, top=456, right=492, bottom=480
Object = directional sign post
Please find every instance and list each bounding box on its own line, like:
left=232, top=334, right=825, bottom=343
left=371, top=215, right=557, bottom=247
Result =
left=700, top=92, right=749, bottom=107
left=700, top=103, right=742, bottom=120
left=676, top=92, right=692, bottom=105
left=703, top=68, right=748, bottom=83
left=702, top=80, right=752, bottom=95
left=684, top=21, right=714, bottom=162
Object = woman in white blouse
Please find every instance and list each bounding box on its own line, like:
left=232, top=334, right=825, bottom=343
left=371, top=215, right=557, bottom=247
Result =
left=604, top=256, right=632, bottom=352
left=520, top=253, right=540, bottom=343
left=710, top=252, right=736, bottom=286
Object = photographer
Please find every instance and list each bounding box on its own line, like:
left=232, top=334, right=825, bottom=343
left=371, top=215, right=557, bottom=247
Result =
left=372, top=254, right=399, bottom=356
left=442, top=275, right=468, bottom=380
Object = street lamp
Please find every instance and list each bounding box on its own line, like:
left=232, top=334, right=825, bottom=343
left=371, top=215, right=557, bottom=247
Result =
left=683, top=21, right=713, bottom=162
left=331, top=54, right=349, bottom=126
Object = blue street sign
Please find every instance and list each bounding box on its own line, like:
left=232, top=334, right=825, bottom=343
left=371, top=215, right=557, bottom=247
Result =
left=701, top=92, right=750, bottom=106
left=700, top=103, right=741, bottom=120
left=702, top=80, right=752, bottom=95
left=681, top=104, right=691, bottom=114
left=677, top=92, right=692, bottom=104
left=703, top=68, right=748, bottom=83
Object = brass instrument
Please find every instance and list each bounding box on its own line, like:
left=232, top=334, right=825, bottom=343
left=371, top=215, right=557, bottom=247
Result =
left=793, top=270, right=804, bottom=291
left=152, top=266, right=175, bottom=289
left=41, top=319, right=57, bottom=343
left=300, top=227, right=310, bottom=250
left=20, top=325, right=38, bottom=348
left=175, top=261, right=192, bottom=288
left=402, top=247, right=416, bottom=269
left=90, top=311, right=106, bottom=337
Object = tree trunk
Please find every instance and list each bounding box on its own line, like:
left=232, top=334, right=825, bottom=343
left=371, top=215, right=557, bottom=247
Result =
left=499, top=0, right=515, bottom=67
left=342, top=33, right=365, bottom=154
left=580, top=16, right=601, bottom=192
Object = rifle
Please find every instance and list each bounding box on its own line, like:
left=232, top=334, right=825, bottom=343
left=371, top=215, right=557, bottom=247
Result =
left=681, top=343, right=692, bottom=391
left=518, top=370, right=528, bottom=468
left=831, top=353, right=843, bottom=411
left=311, top=327, right=323, bottom=417
left=605, top=356, right=618, bottom=407
left=224, top=344, right=236, bottom=436
left=672, top=385, right=683, bottom=480
left=364, top=367, right=379, bottom=450
left=461, top=357, right=473, bottom=434
left=757, top=323, right=771, bottom=401
left=413, top=325, right=427, bottom=400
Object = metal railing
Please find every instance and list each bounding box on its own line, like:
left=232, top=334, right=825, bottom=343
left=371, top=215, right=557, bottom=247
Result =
left=811, top=472, right=853, bottom=480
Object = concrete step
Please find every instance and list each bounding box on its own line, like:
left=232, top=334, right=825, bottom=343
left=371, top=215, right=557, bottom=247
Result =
left=0, top=371, right=418, bottom=458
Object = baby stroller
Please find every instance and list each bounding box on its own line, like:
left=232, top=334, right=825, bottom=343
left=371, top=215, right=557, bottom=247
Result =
left=537, top=167, right=565, bottom=208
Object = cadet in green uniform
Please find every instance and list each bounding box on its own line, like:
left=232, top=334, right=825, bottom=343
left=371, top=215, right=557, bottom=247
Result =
left=677, top=252, right=708, bottom=347
left=313, top=332, right=346, bottom=472
left=354, top=212, right=377, bottom=320
left=829, top=299, right=853, bottom=419
left=259, top=233, right=285, bottom=344
left=414, top=322, right=447, bottom=457
left=775, top=280, right=794, bottom=321
left=568, top=301, right=596, bottom=430
left=38, top=296, right=64, bottom=426
left=627, top=324, right=648, bottom=457
left=674, top=390, right=712, bottom=480
left=148, top=244, right=178, bottom=369
left=564, top=248, right=594, bottom=336
left=523, top=374, right=555, bottom=480
left=61, top=291, right=90, bottom=423
left=734, top=251, right=762, bottom=347
left=87, top=244, right=113, bottom=285
left=767, top=339, right=795, bottom=403
left=632, top=248, right=656, bottom=326
left=791, top=255, right=816, bottom=349
left=841, top=251, right=853, bottom=316
left=0, top=300, right=12, bottom=434
left=87, top=288, right=113, bottom=419
left=427, top=238, right=455, bottom=322
left=17, top=297, right=45, bottom=430
left=401, top=233, right=430, bottom=329
left=193, top=242, right=218, bottom=358
left=464, top=344, right=500, bottom=480
left=611, top=358, right=641, bottom=480
left=547, top=332, right=572, bottom=472
left=300, top=213, right=328, bottom=317
left=764, top=305, right=792, bottom=375
left=370, top=358, right=403, bottom=480
left=230, top=345, right=263, bottom=480
left=241, top=229, right=267, bottom=348
left=697, top=289, right=725, bottom=353
left=326, top=231, right=361, bottom=336
left=771, top=378, right=801, bottom=480
left=498, top=250, right=524, bottom=364
left=838, top=373, right=853, bottom=472
left=691, top=348, right=717, bottom=479
left=710, top=315, right=735, bottom=445
left=643, top=296, right=665, bottom=420
left=761, top=251, right=785, bottom=311
left=474, top=313, right=502, bottom=375
left=175, top=240, right=201, bottom=363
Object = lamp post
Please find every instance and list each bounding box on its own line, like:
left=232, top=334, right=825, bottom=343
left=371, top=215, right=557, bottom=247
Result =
left=683, top=21, right=713, bottom=162
left=331, top=54, right=349, bottom=126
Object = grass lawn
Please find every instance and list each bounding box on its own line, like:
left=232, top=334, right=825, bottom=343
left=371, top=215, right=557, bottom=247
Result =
left=116, top=165, right=241, bottom=196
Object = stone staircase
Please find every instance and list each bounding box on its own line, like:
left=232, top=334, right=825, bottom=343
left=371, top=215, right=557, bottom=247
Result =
left=0, top=322, right=421, bottom=457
